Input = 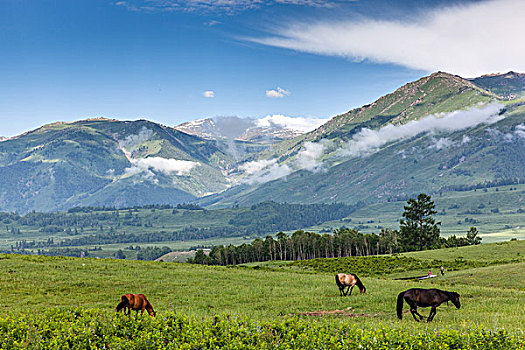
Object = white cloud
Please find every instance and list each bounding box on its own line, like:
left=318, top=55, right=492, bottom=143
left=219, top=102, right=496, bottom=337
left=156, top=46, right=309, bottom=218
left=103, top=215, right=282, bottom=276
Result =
left=256, top=114, right=329, bottom=132
left=134, top=157, right=199, bottom=175
left=294, top=140, right=330, bottom=172
left=515, top=124, right=525, bottom=139
left=249, top=0, right=525, bottom=77
left=203, top=90, right=215, bottom=98
left=461, top=135, right=471, bottom=144
left=339, top=103, right=504, bottom=158
left=266, top=87, right=290, bottom=98
left=240, top=159, right=292, bottom=184
left=118, top=127, right=199, bottom=180
left=239, top=139, right=330, bottom=184
left=119, top=127, right=153, bottom=150
left=429, top=137, right=455, bottom=150
left=239, top=158, right=278, bottom=174
left=115, top=0, right=351, bottom=13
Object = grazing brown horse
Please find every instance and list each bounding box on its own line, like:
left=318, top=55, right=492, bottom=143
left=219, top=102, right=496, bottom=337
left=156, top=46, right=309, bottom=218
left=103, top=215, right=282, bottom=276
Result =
left=335, top=273, right=366, bottom=296
left=116, top=293, right=156, bottom=317
left=397, top=288, right=460, bottom=322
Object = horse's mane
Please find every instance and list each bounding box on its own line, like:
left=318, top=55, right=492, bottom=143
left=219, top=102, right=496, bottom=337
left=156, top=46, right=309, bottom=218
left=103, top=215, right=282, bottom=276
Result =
left=351, top=273, right=366, bottom=292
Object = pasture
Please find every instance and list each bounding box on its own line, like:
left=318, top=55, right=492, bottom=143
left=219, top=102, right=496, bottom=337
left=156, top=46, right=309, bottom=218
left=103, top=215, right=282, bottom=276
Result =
left=0, top=240, right=524, bottom=348
left=309, top=184, right=525, bottom=242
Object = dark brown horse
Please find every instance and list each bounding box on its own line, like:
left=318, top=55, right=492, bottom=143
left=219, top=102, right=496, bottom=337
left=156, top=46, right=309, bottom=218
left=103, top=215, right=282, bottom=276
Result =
left=335, top=273, right=366, bottom=296
left=397, top=288, right=460, bottom=322
left=116, top=293, right=156, bottom=317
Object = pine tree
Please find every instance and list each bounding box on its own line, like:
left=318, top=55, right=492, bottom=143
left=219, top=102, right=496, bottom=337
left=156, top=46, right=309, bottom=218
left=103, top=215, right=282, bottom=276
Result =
left=399, top=193, right=441, bottom=251
left=466, top=227, right=482, bottom=245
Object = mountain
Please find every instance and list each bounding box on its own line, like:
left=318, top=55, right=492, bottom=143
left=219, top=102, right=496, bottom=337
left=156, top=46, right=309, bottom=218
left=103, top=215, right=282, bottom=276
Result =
left=2, top=71, right=524, bottom=214
left=174, top=117, right=304, bottom=143
left=0, top=118, right=234, bottom=212
left=469, top=71, right=525, bottom=98
left=201, top=71, right=525, bottom=207
left=259, top=71, right=501, bottom=163
left=201, top=107, right=525, bottom=207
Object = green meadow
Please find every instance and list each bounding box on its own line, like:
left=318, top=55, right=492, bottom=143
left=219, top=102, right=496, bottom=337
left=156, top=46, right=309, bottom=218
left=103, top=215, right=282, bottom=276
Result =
left=0, top=240, right=524, bottom=348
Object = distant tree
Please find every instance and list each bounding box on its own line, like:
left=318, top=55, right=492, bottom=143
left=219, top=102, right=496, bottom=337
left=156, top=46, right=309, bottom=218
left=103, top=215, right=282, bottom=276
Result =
left=191, top=249, right=209, bottom=264
left=399, top=193, right=441, bottom=251
left=114, top=249, right=126, bottom=259
left=466, top=226, right=482, bottom=245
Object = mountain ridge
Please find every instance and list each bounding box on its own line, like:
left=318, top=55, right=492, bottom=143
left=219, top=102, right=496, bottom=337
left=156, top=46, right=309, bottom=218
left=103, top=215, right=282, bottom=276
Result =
left=1, top=71, right=524, bottom=213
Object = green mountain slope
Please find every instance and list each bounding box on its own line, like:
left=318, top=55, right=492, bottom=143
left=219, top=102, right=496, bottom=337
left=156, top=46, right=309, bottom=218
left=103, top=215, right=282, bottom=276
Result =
left=2, top=71, right=524, bottom=214
left=0, top=119, right=233, bottom=212
left=262, top=72, right=501, bottom=162
left=202, top=107, right=525, bottom=208
left=469, top=71, right=525, bottom=98
left=204, top=72, right=525, bottom=208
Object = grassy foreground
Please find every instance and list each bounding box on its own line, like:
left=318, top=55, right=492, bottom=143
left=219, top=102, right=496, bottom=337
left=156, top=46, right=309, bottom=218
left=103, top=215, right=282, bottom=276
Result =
left=0, top=241, right=524, bottom=348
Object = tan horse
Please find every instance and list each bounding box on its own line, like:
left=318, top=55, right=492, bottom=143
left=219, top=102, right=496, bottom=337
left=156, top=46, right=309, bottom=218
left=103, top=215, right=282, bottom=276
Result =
left=116, top=293, right=156, bottom=317
left=335, top=273, right=366, bottom=296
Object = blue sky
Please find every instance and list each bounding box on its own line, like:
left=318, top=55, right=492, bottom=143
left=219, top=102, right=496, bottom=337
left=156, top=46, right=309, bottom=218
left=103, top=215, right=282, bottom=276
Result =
left=1, top=0, right=523, bottom=137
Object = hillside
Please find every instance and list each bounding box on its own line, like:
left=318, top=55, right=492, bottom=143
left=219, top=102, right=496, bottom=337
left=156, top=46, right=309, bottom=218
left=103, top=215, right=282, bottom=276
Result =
left=0, top=118, right=233, bottom=212
left=1, top=71, right=524, bottom=215
left=259, top=71, right=501, bottom=163
left=469, top=71, right=525, bottom=98
left=204, top=72, right=525, bottom=209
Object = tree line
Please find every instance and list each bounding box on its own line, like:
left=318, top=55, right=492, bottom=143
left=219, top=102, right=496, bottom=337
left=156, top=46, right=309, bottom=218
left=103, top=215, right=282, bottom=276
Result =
left=189, top=194, right=482, bottom=265
left=9, top=201, right=358, bottom=249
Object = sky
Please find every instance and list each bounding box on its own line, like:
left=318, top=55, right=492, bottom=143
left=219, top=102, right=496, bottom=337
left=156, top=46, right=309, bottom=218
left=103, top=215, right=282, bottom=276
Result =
left=1, top=0, right=524, bottom=137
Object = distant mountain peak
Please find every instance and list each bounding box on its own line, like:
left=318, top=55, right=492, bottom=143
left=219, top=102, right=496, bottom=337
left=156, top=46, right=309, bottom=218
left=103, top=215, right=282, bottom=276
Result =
left=469, top=71, right=525, bottom=98
left=174, top=117, right=305, bottom=143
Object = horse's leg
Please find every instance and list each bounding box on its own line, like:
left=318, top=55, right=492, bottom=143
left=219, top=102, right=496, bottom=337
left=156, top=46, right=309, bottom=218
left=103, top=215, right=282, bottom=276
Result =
left=408, top=302, right=424, bottom=321
left=339, top=287, right=344, bottom=297
left=410, top=308, right=420, bottom=322
left=348, top=285, right=355, bottom=296
left=414, top=309, right=425, bottom=321
left=427, top=306, right=437, bottom=322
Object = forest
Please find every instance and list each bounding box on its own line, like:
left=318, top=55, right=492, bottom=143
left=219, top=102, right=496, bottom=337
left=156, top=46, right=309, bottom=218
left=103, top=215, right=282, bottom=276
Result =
left=190, top=195, right=483, bottom=265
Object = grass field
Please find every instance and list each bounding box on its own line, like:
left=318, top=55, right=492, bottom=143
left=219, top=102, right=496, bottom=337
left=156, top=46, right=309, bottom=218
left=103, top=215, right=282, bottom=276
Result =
left=1, top=241, right=524, bottom=333
left=1, top=241, right=524, bottom=348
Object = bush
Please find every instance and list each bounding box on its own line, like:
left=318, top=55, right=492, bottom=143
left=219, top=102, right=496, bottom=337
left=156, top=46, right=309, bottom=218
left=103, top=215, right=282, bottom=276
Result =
left=0, top=308, right=523, bottom=349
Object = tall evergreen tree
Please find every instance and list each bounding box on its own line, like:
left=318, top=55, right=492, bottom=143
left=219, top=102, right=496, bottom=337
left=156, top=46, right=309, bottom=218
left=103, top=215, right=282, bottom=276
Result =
left=466, top=226, right=482, bottom=245
left=399, top=193, right=441, bottom=251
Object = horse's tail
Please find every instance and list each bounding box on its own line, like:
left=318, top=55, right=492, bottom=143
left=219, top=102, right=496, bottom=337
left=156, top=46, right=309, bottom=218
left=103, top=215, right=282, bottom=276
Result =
left=353, top=274, right=366, bottom=293
left=116, top=296, right=128, bottom=313
left=397, top=291, right=405, bottom=319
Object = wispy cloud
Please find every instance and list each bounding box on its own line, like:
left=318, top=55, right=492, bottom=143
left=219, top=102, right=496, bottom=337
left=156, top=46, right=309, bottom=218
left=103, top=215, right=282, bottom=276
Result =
left=266, top=87, right=290, bottom=98
left=338, top=103, right=504, bottom=158
left=249, top=0, right=525, bottom=77
left=118, top=127, right=200, bottom=181
left=115, top=0, right=352, bottom=13
left=239, top=139, right=330, bottom=184
left=203, top=90, right=215, bottom=98
left=515, top=124, right=525, bottom=139
left=256, top=114, right=328, bottom=132
left=294, top=140, right=330, bottom=172
left=428, top=137, right=455, bottom=150
left=131, top=157, right=199, bottom=175
left=239, top=159, right=292, bottom=184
